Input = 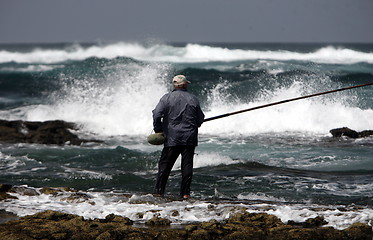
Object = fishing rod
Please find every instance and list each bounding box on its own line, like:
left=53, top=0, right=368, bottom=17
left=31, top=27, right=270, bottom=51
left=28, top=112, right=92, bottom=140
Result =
left=204, top=82, right=373, bottom=122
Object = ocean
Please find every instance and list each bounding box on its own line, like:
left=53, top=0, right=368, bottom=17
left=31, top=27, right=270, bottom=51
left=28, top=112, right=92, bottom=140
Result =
left=0, top=42, right=372, bottom=229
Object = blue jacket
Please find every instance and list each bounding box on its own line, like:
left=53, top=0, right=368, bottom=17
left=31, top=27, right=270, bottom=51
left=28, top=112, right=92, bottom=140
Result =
left=152, top=88, right=205, bottom=147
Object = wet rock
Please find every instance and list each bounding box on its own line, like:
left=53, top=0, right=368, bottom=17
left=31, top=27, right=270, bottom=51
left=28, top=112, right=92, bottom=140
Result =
left=171, top=210, right=180, bottom=217
left=156, top=229, right=188, bottom=240
left=0, top=184, right=17, bottom=201
left=136, top=212, right=144, bottom=218
left=224, top=228, right=265, bottom=240
left=102, top=213, right=133, bottom=225
left=60, top=192, right=95, bottom=205
left=0, top=210, right=19, bottom=224
left=227, top=212, right=284, bottom=228
left=359, top=130, right=373, bottom=138
left=11, top=186, right=39, bottom=196
left=145, top=215, right=172, bottom=226
left=0, top=119, right=102, bottom=145
left=0, top=210, right=371, bottom=240
left=304, top=216, right=328, bottom=227
left=207, top=204, right=216, bottom=210
left=330, top=127, right=373, bottom=138
left=0, top=192, right=17, bottom=201
left=200, top=219, right=222, bottom=230
left=344, top=222, right=373, bottom=240
left=185, top=224, right=198, bottom=232
left=0, top=184, right=12, bottom=192
left=288, top=216, right=328, bottom=228
left=40, top=186, right=77, bottom=195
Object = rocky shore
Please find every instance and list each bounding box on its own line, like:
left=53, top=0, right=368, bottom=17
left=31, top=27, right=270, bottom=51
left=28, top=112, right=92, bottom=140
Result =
left=0, top=209, right=371, bottom=240
left=0, top=119, right=102, bottom=145
left=330, top=127, right=373, bottom=138
left=1, top=185, right=372, bottom=240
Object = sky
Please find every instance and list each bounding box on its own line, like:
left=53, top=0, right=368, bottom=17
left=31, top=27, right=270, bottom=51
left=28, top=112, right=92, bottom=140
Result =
left=0, top=0, right=372, bottom=44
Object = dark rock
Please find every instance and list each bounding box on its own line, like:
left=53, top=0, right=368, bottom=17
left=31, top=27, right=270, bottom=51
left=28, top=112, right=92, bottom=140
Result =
left=304, top=216, right=328, bottom=227
left=102, top=213, right=133, bottom=225
left=0, top=192, right=18, bottom=201
left=288, top=216, right=328, bottom=228
left=226, top=212, right=284, bottom=228
left=0, top=184, right=17, bottom=201
left=171, top=210, right=180, bottom=216
left=185, top=224, right=198, bottom=232
left=359, top=130, right=373, bottom=138
left=344, top=222, right=373, bottom=240
left=11, top=186, right=40, bottom=196
left=0, top=184, right=13, bottom=192
left=145, top=215, right=172, bottom=226
left=39, top=186, right=77, bottom=195
left=60, top=192, right=96, bottom=205
left=200, top=219, right=222, bottom=230
left=0, top=210, right=19, bottom=224
left=0, top=119, right=102, bottom=145
left=330, top=127, right=360, bottom=138
left=330, top=127, right=373, bottom=138
left=0, top=210, right=371, bottom=240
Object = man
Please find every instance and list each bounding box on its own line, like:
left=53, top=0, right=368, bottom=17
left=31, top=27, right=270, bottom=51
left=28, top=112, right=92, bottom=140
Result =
left=152, top=75, right=205, bottom=199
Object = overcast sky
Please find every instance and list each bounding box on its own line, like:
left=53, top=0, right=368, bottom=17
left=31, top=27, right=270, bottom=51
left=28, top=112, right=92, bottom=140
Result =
left=0, top=0, right=372, bottom=44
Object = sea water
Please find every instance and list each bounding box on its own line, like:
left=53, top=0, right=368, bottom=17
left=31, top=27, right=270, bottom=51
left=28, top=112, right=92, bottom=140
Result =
left=0, top=42, right=372, bottom=229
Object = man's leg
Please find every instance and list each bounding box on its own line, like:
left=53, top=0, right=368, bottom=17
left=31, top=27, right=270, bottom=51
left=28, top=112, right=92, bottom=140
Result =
left=180, top=146, right=195, bottom=197
left=154, top=147, right=181, bottom=196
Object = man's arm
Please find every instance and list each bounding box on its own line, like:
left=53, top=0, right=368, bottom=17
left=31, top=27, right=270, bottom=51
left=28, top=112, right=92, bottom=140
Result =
left=152, top=96, right=166, bottom=132
left=196, top=103, right=205, bottom=127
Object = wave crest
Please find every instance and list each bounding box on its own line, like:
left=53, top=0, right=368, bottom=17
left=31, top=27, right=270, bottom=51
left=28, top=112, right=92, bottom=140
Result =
left=1, top=42, right=373, bottom=64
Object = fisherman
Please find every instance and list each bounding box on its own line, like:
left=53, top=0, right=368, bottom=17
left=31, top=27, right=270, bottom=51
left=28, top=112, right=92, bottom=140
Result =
left=152, top=75, right=205, bottom=199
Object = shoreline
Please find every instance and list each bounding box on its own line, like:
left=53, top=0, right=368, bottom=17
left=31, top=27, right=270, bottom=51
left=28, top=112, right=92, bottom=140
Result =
left=0, top=209, right=371, bottom=240
left=1, top=185, right=372, bottom=239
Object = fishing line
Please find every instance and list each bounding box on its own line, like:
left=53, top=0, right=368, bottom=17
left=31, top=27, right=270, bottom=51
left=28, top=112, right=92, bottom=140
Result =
left=204, top=82, right=373, bottom=122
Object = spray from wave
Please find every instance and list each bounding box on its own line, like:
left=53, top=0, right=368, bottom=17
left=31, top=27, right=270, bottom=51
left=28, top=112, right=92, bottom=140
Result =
left=202, top=77, right=373, bottom=135
left=18, top=69, right=373, bottom=137
left=1, top=42, right=373, bottom=137
left=20, top=61, right=171, bottom=136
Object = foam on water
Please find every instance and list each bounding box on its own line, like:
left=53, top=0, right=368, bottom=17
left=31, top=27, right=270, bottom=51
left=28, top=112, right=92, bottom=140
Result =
left=172, top=152, right=241, bottom=170
left=2, top=187, right=372, bottom=230
left=237, top=193, right=287, bottom=202
left=0, top=43, right=148, bottom=64
left=0, top=152, right=43, bottom=175
left=61, top=166, right=113, bottom=180
left=1, top=42, right=373, bottom=64
left=0, top=65, right=61, bottom=72
left=184, top=44, right=373, bottom=64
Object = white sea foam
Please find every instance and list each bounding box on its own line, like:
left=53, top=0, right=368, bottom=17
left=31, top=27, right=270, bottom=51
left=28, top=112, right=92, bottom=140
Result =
left=237, top=193, right=287, bottom=202
left=172, top=152, right=241, bottom=170
left=1, top=42, right=373, bottom=64
left=0, top=152, right=42, bottom=175
left=2, top=187, right=372, bottom=230
left=0, top=65, right=61, bottom=72
left=257, top=206, right=373, bottom=230
left=0, top=43, right=148, bottom=64
left=61, top=166, right=113, bottom=180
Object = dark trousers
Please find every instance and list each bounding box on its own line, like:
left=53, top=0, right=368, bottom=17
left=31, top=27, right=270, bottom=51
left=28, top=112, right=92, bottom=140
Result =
left=155, top=145, right=195, bottom=197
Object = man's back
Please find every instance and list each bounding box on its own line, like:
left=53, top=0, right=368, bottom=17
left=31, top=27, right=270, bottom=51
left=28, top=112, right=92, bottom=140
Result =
left=152, top=88, right=204, bottom=147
